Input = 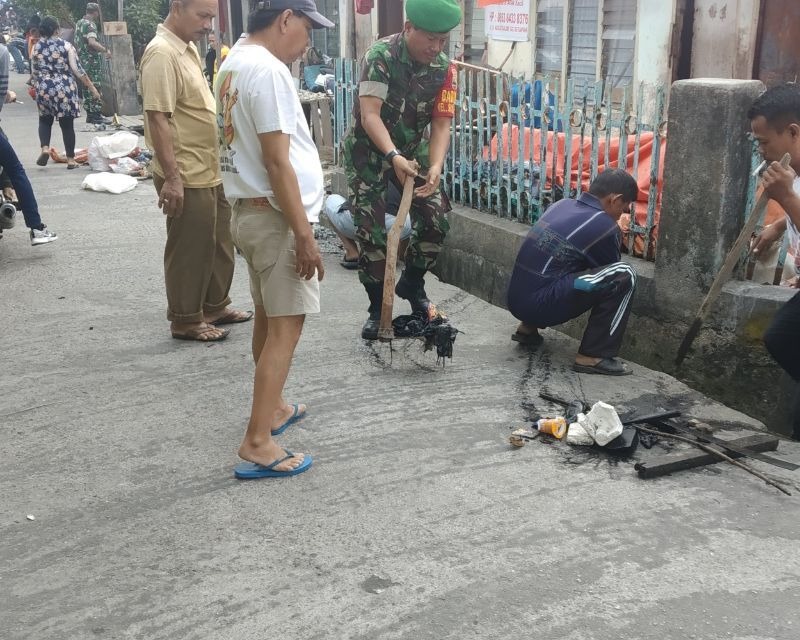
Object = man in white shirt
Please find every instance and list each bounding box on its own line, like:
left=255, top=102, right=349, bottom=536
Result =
left=216, top=0, right=333, bottom=479
left=749, top=83, right=800, bottom=440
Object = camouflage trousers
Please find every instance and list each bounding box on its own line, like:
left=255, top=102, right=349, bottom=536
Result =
left=82, top=58, right=104, bottom=115
left=348, top=166, right=451, bottom=286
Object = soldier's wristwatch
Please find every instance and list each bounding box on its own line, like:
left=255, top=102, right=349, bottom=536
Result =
left=384, top=149, right=403, bottom=162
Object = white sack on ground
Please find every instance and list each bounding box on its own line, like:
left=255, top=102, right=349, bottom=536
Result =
left=584, top=401, right=624, bottom=446
left=82, top=172, right=138, bottom=194
left=87, top=132, right=139, bottom=171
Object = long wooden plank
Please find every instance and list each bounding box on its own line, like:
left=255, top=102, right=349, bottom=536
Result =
left=635, top=433, right=780, bottom=479
left=378, top=176, right=416, bottom=341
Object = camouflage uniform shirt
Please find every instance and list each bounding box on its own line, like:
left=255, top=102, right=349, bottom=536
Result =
left=342, top=33, right=457, bottom=286
left=75, top=17, right=103, bottom=114
left=343, top=32, right=456, bottom=176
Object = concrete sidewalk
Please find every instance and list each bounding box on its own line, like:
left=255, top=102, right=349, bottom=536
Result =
left=2, top=74, right=799, bottom=640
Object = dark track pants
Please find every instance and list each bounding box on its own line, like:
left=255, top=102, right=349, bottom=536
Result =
left=764, top=291, right=800, bottom=438
left=764, top=291, right=800, bottom=380
left=510, top=261, right=636, bottom=358
left=0, top=128, right=43, bottom=229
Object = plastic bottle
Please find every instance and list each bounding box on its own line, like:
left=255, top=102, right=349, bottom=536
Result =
left=536, top=416, right=567, bottom=439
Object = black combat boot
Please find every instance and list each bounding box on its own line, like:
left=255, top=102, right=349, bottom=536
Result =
left=361, top=281, right=384, bottom=340
left=395, top=265, right=431, bottom=315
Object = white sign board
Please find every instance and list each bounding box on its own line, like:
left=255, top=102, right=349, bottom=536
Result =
left=485, top=0, right=531, bottom=42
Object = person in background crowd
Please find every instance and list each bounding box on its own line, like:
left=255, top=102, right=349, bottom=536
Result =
left=31, top=16, right=100, bottom=170
left=75, top=2, right=111, bottom=125
left=0, top=41, right=57, bottom=245
left=140, top=0, right=251, bottom=342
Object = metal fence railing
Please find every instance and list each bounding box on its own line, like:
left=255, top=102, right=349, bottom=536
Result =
left=333, top=59, right=667, bottom=260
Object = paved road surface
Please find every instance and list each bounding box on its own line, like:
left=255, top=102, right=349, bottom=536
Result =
left=2, top=74, right=799, bottom=640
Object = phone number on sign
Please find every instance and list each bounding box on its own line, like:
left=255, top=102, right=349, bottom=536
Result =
left=492, top=12, right=529, bottom=24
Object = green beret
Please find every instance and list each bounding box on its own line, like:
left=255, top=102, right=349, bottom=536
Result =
left=406, top=0, right=462, bottom=34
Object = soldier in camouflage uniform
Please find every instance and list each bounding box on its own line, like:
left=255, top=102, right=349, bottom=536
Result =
left=75, top=3, right=111, bottom=125
left=342, top=0, right=461, bottom=340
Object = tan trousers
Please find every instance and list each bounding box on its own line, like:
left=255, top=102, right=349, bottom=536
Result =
left=154, top=175, right=234, bottom=323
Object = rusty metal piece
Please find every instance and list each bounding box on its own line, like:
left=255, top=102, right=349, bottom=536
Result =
left=595, top=110, right=607, bottom=132
left=568, top=107, right=583, bottom=128
left=624, top=114, right=637, bottom=135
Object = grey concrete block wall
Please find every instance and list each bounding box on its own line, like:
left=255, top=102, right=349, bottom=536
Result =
left=108, top=35, right=139, bottom=116
left=655, top=79, right=764, bottom=317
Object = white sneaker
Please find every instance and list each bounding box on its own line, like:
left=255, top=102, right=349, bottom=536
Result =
left=30, top=227, right=58, bottom=246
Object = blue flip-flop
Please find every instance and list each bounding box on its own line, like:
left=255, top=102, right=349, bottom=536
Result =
left=272, top=403, right=306, bottom=436
left=234, top=451, right=313, bottom=479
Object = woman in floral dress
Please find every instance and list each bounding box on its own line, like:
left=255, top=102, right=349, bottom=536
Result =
left=31, top=16, right=100, bottom=169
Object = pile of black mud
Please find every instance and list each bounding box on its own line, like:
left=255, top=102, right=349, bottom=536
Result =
left=392, top=306, right=459, bottom=365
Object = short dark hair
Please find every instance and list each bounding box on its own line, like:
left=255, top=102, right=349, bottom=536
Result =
left=589, top=168, right=639, bottom=203
left=248, top=7, right=299, bottom=33
left=39, top=16, right=60, bottom=38
left=747, top=84, right=800, bottom=131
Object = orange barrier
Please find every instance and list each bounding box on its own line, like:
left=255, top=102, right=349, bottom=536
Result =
left=484, top=124, right=666, bottom=257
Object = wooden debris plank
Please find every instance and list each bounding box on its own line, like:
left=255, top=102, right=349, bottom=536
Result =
left=635, top=433, right=780, bottom=479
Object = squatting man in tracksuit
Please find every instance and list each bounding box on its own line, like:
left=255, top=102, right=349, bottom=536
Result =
left=507, top=169, right=640, bottom=376
left=342, top=0, right=461, bottom=340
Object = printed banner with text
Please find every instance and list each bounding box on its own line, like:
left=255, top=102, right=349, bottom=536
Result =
left=483, top=0, right=530, bottom=42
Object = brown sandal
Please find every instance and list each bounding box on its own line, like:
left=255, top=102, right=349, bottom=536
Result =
left=210, top=310, right=253, bottom=326
left=171, top=325, right=230, bottom=342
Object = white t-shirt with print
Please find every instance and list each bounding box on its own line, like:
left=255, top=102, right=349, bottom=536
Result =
left=786, top=177, right=800, bottom=274
left=216, top=44, right=324, bottom=223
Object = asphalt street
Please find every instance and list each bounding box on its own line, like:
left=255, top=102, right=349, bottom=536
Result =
left=2, top=73, right=800, bottom=640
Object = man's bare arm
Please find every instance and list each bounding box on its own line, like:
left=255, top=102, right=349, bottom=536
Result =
left=87, top=35, right=108, bottom=55
left=145, top=110, right=184, bottom=217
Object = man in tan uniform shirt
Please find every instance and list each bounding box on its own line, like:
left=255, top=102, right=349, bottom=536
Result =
left=140, top=0, right=251, bottom=341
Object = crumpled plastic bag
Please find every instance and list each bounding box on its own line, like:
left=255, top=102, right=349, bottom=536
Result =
left=566, top=413, right=594, bottom=446
left=110, top=156, right=143, bottom=175
left=87, top=131, right=139, bottom=171
left=82, top=172, right=138, bottom=194
left=583, top=401, right=624, bottom=446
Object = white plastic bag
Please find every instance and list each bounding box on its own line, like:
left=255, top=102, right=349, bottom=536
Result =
left=82, top=172, right=138, bottom=194
left=110, top=157, right=143, bottom=175
left=566, top=414, right=594, bottom=446
left=584, top=401, right=624, bottom=446
left=87, top=132, right=139, bottom=171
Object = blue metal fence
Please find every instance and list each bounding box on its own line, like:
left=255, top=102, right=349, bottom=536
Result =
left=334, top=59, right=667, bottom=260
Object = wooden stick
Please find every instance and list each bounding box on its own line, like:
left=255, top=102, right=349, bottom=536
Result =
left=378, top=174, right=416, bottom=342
left=635, top=425, right=791, bottom=496
left=675, top=153, right=791, bottom=365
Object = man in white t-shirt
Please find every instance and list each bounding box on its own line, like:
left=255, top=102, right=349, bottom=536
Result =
left=749, top=84, right=800, bottom=440
left=215, top=0, right=333, bottom=479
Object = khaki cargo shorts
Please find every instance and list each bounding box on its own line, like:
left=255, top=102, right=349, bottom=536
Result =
left=231, top=198, right=320, bottom=317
